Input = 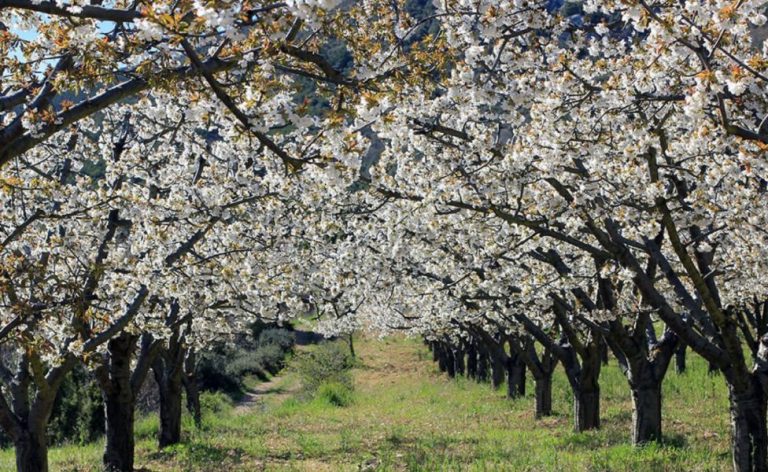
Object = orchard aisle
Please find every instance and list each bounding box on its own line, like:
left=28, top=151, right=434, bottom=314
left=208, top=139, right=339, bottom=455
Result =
left=232, top=329, right=325, bottom=416
left=0, top=336, right=732, bottom=471
left=136, top=336, right=730, bottom=471
left=233, top=374, right=301, bottom=415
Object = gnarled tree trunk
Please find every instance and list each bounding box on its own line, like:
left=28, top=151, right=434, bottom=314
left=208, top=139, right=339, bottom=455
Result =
left=156, top=376, right=183, bottom=448
left=97, top=332, right=159, bottom=472
left=631, top=383, right=662, bottom=444
left=453, top=347, right=465, bottom=376
left=506, top=352, right=526, bottom=399
left=489, top=348, right=505, bottom=390
left=14, top=411, right=52, bottom=472
left=153, top=330, right=186, bottom=448
left=465, top=342, right=477, bottom=379
left=183, top=349, right=202, bottom=429
left=476, top=345, right=489, bottom=382
left=534, top=371, right=553, bottom=418
left=436, top=343, right=447, bottom=373
left=444, top=346, right=456, bottom=378
left=728, top=379, right=768, bottom=472
left=102, top=333, right=137, bottom=472
left=573, top=386, right=600, bottom=432
left=675, top=344, right=686, bottom=374
left=567, top=349, right=601, bottom=433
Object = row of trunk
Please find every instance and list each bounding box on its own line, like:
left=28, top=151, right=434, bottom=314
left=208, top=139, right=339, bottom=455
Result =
left=6, top=333, right=201, bottom=472
left=429, top=328, right=692, bottom=447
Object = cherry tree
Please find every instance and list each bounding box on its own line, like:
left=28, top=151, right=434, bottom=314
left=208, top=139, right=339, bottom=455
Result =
left=349, top=0, right=768, bottom=469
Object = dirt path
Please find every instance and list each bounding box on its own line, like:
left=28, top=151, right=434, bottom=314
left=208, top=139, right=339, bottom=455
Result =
left=233, top=329, right=323, bottom=414
left=234, top=374, right=300, bottom=414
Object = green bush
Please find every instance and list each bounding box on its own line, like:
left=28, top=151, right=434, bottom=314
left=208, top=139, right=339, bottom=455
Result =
left=47, top=366, right=104, bottom=446
left=200, top=391, right=233, bottom=415
left=0, top=364, right=107, bottom=448
left=316, top=382, right=354, bottom=407
left=258, top=328, right=295, bottom=352
left=197, top=346, right=245, bottom=394
left=252, top=344, right=285, bottom=376
left=197, top=326, right=295, bottom=395
left=292, top=341, right=354, bottom=394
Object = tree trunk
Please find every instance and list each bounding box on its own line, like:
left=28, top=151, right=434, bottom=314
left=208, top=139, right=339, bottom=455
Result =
left=157, top=378, right=183, bottom=448
left=729, top=387, right=768, bottom=472
left=599, top=338, right=609, bottom=366
left=466, top=343, right=477, bottom=379
left=183, top=350, right=202, bottom=429
left=103, top=390, right=135, bottom=472
left=453, top=348, right=465, bottom=376
left=506, top=353, right=526, bottom=399
left=476, top=346, right=489, bottom=382
left=572, top=356, right=601, bottom=432
left=153, top=338, right=186, bottom=448
left=347, top=334, right=356, bottom=358
left=534, top=372, right=553, bottom=418
left=101, top=333, right=137, bottom=472
left=675, top=344, right=686, bottom=374
left=445, top=347, right=456, bottom=378
left=14, top=427, right=48, bottom=472
left=436, top=344, right=447, bottom=372
left=431, top=342, right=439, bottom=362
left=631, top=385, right=662, bottom=444
left=573, top=386, right=600, bottom=432
left=490, top=350, right=505, bottom=389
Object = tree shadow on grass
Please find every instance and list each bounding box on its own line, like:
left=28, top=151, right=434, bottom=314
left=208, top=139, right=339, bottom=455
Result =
left=661, top=433, right=688, bottom=449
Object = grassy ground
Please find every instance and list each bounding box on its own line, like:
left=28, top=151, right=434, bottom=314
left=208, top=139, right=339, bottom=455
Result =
left=0, top=336, right=732, bottom=471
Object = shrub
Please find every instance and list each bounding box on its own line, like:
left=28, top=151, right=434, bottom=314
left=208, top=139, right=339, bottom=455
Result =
left=316, top=382, right=354, bottom=407
left=292, top=341, right=354, bottom=394
left=197, top=346, right=245, bottom=395
left=254, top=344, right=287, bottom=376
left=258, top=328, right=295, bottom=352
left=200, top=391, right=233, bottom=415
left=47, top=365, right=104, bottom=446
left=197, top=327, right=295, bottom=395
left=136, top=375, right=160, bottom=413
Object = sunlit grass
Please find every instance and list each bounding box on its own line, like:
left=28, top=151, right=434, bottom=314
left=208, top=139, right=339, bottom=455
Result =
left=0, top=336, right=732, bottom=471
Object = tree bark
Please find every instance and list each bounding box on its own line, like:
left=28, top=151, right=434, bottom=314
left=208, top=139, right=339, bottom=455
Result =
left=153, top=331, right=186, bottom=448
left=156, top=375, right=183, bottom=448
left=599, top=337, right=609, bottom=366
left=347, top=334, right=355, bottom=358
left=436, top=344, right=447, bottom=372
left=14, top=426, right=48, bottom=472
left=675, top=344, right=686, bottom=374
left=729, top=385, right=768, bottom=472
left=506, top=352, right=526, bottom=399
left=453, top=347, right=465, bottom=376
left=183, top=349, right=202, bottom=429
left=570, top=350, right=601, bottom=432
left=610, top=328, right=677, bottom=446
left=490, top=349, right=505, bottom=389
left=534, top=371, right=553, bottom=418
left=102, top=333, right=137, bottom=472
left=466, top=343, right=477, bottom=379
left=476, top=345, right=489, bottom=382
left=444, top=346, right=456, bottom=378
left=573, top=385, right=600, bottom=432
left=631, top=385, right=662, bottom=444
left=103, top=388, right=135, bottom=472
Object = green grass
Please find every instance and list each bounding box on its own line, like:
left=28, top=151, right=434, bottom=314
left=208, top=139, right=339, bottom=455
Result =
left=0, top=337, right=733, bottom=471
